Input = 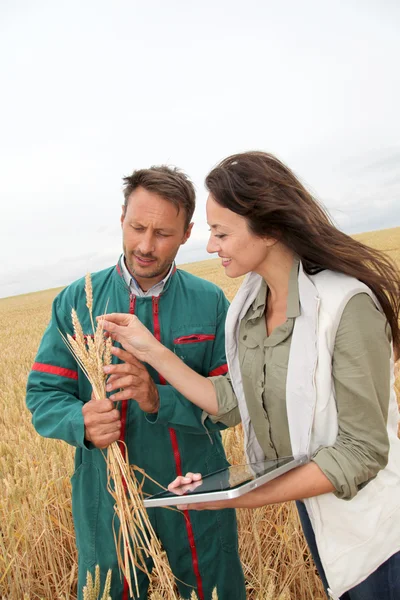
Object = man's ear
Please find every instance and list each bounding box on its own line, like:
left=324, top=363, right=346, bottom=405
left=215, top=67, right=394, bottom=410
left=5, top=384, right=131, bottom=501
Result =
left=182, top=222, right=194, bottom=245
left=120, top=205, right=126, bottom=226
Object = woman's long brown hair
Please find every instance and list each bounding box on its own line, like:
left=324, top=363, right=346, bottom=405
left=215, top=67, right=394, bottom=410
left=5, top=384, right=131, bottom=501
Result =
left=205, top=151, right=400, bottom=358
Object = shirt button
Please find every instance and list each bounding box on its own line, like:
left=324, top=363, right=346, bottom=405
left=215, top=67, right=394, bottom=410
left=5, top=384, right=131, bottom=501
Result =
left=243, top=335, right=247, bottom=340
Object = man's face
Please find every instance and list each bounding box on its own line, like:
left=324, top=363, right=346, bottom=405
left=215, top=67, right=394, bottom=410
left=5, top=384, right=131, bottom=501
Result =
left=121, top=186, right=193, bottom=291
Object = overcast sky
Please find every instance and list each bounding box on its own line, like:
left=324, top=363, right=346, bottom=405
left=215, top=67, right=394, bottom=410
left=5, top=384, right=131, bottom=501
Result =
left=1, top=0, right=399, bottom=298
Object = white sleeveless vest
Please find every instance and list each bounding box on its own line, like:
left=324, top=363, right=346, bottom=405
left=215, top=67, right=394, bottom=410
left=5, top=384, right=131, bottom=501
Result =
left=224, top=264, right=400, bottom=599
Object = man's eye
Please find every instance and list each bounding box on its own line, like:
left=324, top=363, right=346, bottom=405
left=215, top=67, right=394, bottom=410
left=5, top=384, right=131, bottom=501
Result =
left=215, top=234, right=226, bottom=239
left=132, top=226, right=144, bottom=231
left=157, top=232, right=170, bottom=237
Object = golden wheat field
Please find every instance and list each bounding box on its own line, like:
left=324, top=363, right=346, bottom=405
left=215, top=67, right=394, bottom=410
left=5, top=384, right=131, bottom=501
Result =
left=1, top=226, right=399, bottom=600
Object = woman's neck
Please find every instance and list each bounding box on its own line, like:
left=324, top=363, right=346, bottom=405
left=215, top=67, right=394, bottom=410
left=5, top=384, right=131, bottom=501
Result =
left=257, top=245, right=295, bottom=309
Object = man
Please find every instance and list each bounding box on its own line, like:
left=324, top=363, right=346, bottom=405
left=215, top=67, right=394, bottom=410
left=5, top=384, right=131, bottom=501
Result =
left=26, top=166, right=246, bottom=600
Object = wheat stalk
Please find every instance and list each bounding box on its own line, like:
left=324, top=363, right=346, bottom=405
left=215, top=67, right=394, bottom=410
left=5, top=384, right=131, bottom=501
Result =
left=60, top=273, right=177, bottom=599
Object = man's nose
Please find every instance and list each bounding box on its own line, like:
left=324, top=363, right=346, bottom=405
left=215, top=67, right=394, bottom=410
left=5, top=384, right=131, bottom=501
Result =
left=138, top=231, right=155, bottom=255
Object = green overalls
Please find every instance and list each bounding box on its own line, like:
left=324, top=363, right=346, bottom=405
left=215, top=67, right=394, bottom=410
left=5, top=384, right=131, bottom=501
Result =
left=26, top=261, right=246, bottom=600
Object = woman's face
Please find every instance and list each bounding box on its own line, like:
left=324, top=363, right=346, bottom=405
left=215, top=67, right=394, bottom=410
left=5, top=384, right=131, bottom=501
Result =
left=206, top=194, right=273, bottom=278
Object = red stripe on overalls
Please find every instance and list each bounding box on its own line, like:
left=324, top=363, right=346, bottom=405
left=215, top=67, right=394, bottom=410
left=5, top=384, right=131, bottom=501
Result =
left=120, top=294, right=136, bottom=600
left=208, top=363, right=228, bottom=377
left=152, top=296, right=205, bottom=600
left=31, top=362, right=79, bottom=380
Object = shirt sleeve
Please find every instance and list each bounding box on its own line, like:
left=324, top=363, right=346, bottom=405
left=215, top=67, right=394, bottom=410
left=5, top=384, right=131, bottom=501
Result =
left=207, top=372, right=242, bottom=427
left=312, top=293, right=392, bottom=500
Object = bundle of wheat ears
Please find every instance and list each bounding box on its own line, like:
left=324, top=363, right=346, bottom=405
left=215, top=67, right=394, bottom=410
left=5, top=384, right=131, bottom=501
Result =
left=60, top=274, right=177, bottom=599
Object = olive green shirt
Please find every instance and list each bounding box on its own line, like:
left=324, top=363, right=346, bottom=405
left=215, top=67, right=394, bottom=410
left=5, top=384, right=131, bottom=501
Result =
left=210, top=260, right=392, bottom=500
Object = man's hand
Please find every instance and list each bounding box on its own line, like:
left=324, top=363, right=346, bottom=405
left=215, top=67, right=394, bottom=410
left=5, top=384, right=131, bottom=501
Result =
left=82, top=394, right=121, bottom=449
left=104, top=347, right=160, bottom=414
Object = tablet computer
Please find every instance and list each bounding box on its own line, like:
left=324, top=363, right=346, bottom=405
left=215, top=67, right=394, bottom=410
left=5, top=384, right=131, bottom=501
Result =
left=143, top=455, right=307, bottom=508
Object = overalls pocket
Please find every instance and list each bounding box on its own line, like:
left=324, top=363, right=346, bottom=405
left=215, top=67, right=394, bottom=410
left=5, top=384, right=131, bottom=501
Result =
left=172, top=325, right=215, bottom=373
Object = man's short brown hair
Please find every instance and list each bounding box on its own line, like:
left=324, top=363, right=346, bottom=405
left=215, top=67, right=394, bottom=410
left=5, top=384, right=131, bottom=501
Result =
left=122, top=166, right=196, bottom=230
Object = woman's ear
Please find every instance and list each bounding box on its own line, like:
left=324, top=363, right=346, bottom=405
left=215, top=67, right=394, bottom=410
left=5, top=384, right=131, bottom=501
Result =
left=264, top=235, right=279, bottom=247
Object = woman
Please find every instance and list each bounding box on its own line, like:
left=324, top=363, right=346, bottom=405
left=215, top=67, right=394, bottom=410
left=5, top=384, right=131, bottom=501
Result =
left=101, top=152, right=400, bottom=600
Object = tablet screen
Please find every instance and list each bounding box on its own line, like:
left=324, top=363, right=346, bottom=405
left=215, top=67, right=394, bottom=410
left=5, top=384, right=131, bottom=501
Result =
left=146, top=456, right=296, bottom=501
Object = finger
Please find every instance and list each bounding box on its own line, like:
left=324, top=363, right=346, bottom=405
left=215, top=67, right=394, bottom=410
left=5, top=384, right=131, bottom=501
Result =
left=102, top=422, right=122, bottom=434
left=106, top=373, right=136, bottom=385
left=99, top=315, right=138, bottom=338
left=104, top=363, right=141, bottom=377
left=172, top=480, right=203, bottom=495
left=168, top=483, right=194, bottom=496
left=109, top=389, right=138, bottom=402
left=90, top=421, right=121, bottom=436
left=93, top=431, right=122, bottom=449
left=186, top=480, right=203, bottom=492
left=109, top=379, right=140, bottom=402
left=168, top=476, right=189, bottom=490
left=178, top=504, right=208, bottom=511
left=184, top=472, right=202, bottom=481
left=97, top=313, right=136, bottom=326
left=107, top=374, right=139, bottom=392
left=111, top=346, right=143, bottom=366
left=182, top=503, right=209, bottom=511
left=86, top=410, right=120, bottom=426
left=169, top=473, right=202, bottom=487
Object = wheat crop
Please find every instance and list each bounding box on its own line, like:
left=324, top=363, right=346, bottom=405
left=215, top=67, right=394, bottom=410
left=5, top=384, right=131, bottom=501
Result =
left=1, top=226, right=399, bottom=600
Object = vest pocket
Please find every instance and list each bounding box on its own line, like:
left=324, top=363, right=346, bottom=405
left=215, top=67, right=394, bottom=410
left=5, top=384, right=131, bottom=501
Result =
left=71, top=462, right=100, bottom=567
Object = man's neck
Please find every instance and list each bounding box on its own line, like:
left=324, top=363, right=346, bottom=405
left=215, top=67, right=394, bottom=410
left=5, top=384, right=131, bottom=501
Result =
left=136, top=271, right=169, bottom=292
left=121, top=256, right=174, bottom=296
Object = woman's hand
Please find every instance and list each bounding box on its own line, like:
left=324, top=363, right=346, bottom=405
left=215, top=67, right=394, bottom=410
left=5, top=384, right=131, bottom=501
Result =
left=98, top=313, right=159, bottom=363
left=167, top=472, right=233, bottom=511
left=168, top=472, right=203, bottom=495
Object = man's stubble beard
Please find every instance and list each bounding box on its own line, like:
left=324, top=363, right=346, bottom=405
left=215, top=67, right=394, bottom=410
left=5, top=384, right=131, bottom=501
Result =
left=126, top=254, right=171, bottom=281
